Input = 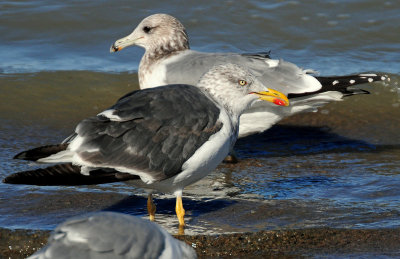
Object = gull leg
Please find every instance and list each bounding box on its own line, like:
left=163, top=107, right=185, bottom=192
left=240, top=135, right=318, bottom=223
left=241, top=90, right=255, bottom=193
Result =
left=178, top=224, right=185, bottom=236
left=175, top=194, right=185, bottom=227
left=223, top=150, right=238, bottom=163
left=147, top=194, right=156, bottom=222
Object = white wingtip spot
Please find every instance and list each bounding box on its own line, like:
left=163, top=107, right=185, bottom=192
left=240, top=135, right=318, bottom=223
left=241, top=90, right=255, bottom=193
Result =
left=265, top=59, right=279, bottom=67
left=359, top=73, right=377, bottom=77
left=332, top=80, right=339, bottom=85
left=350, top=80, right=355, bottom=84
left=381, top=76, right=386, bottom=81
left=98, top=109, right=122, bottom=121
left=368, top=78, right=374, bottom=82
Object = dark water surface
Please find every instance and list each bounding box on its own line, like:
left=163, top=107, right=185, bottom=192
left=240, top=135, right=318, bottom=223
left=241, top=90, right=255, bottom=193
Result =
left=1, top=0, right=400, bottom=249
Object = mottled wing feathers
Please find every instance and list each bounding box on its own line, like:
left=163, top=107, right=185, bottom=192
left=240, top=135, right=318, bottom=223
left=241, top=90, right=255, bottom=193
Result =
left=165, top=51, right=272, bottom=86
left=164, top=51, right=320, bottom=95
left=75, top=85, right=222, bottom=182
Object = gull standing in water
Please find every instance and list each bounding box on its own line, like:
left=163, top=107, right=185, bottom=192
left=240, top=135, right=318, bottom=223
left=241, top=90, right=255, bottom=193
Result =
left=4, top=64, right=289, bottom=228
left=110, top=13, right=389, bottom=138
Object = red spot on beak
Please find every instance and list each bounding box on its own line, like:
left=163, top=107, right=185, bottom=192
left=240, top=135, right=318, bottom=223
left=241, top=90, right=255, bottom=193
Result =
left=273, top=98, right=286, bottom=106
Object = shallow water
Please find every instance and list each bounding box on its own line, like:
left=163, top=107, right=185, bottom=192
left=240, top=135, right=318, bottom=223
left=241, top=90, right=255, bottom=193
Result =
left=0, top=0, right=400, bottom=242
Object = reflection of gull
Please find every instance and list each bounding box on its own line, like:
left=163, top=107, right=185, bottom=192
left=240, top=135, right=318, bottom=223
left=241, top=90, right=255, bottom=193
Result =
left=27, top=212, right=197, bottom=259
left=111, top=13, right=389, bottom=137
left=4, top=64, right=288, bottom=228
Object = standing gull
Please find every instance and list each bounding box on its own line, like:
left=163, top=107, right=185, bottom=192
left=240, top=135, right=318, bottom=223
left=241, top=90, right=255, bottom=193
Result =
left=110, top=13, right=389, bottom=138
left=4, top=64, right=289, bottom=227
left=28, top=212, right=197, bottom=259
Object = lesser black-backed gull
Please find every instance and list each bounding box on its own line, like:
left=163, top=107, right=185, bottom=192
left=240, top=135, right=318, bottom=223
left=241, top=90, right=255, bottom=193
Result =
left=110, top=13, right=389, bottom=138
left=27, top=211, right=197, bottom=259
left=4, top=64, right=289, bottom=228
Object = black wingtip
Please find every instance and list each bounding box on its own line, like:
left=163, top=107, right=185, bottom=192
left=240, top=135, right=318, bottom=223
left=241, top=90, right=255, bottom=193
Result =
left=316, top=73, right=389, bottom=89
left=289, top=73, right=389, bottom=99
left=13, top=151, right=31, bottom=160
left=13, top=144, right=68, bottom=161
left=241, top=50, right=272, bottom=59
left=3, top=164, right=139, bottom=186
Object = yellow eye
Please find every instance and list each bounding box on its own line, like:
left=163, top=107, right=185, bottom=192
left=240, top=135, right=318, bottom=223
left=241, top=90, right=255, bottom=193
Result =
left=238, top=80, right=247, bottom=86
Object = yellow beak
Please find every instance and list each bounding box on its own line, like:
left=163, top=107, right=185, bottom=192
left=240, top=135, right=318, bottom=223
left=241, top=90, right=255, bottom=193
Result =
left=252, top=88, right=289, bottom=106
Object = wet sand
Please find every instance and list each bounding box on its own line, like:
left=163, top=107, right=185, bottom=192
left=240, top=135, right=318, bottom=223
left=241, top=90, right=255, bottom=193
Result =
left=1, top=227, right=399, bottom=258
left=1, top=185, right=399, bottom=258
left=1, top=86, right=399, bottom=257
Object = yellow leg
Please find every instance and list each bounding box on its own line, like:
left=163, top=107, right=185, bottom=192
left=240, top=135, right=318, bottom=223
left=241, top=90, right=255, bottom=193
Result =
left=178, top=224, right=185, bottom=236
left=175, top=195, right=185, bottom=227
left=147, top=194, right=156, bottom=222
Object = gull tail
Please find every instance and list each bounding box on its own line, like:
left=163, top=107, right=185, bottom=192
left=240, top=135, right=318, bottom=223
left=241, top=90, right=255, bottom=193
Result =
left=288, top=73, right=389, bottom=98
left=3, top=163, right=139, bottom=186
left=14, top=144, right=69, bottom=161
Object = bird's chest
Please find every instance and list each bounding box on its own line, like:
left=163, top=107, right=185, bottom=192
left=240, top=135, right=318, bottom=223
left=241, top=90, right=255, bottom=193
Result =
left=139, top=60, right=168, bottom=89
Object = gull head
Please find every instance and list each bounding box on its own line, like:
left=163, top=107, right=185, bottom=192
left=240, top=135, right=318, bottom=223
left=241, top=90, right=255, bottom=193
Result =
left=110, top=14, right=189, bottom=54
left=197, top=64, right=289, bottom=117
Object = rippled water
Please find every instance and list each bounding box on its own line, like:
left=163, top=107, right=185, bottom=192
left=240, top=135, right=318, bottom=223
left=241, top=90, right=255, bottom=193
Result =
left=1, top=0, right=400, bottom=240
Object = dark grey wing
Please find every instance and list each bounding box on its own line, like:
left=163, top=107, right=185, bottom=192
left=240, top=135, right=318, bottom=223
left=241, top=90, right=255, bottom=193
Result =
left=74, top=85, right=222, bottom=182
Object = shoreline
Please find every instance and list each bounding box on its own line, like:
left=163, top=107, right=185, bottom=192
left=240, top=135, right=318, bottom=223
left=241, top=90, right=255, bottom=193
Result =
left=1, top=227, right=399, bottom=258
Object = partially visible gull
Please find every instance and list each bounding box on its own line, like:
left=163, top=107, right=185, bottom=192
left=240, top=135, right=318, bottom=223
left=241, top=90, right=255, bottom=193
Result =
left=4, top=64, right=288, bottom=227
left=27, top=211, right=197, bottom=259
left=110, top=13, right=389, bottom=137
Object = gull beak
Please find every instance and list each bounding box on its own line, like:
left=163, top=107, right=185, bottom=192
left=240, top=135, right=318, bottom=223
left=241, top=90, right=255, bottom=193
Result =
left=110, top=33, right=143, bottom=53
left=252, top=88, right=289, bottom=106
left=110, top=44, right=122, bottom=52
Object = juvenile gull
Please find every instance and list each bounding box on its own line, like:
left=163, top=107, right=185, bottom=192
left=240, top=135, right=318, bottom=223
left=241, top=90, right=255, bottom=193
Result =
left=4, top=64, right=288, bottom=227
left=28, top=212, right=197, bottom=259
left=110, top=13, right=389, bottom=137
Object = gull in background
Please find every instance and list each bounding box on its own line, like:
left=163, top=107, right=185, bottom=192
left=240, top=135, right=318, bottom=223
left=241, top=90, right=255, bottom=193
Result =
left=111, top=13, right=389, bottom=139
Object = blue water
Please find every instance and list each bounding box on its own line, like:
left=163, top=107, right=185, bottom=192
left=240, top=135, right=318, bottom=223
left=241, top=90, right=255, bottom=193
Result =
left=1, top=0, right=399, bottom=74
left=0, top=0, right=399, bottom=241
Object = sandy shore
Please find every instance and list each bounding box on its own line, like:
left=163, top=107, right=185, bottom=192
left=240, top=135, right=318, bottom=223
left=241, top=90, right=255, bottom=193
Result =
left=1, top=227, right=399, bottom=258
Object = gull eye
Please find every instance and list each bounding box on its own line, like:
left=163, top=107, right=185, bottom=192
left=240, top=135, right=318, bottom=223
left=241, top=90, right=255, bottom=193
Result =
left=238, top=80, right=247, bottom=86
left=143, top=26, right=152, bottom=33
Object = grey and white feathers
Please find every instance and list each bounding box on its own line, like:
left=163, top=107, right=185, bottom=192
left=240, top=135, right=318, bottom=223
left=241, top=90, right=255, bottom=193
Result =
left=5, top=64, right=287, bottom=226
left=27, top=212, right=197, bottom=259
left=6, top=64, right=284, bottom=186
left=110, top=13, right=389, bottom=137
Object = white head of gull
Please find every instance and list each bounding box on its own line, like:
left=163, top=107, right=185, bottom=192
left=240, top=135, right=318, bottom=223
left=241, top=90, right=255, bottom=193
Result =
left=5, top=64, right=288, bottom=230
left=111, top=13, right=390, bottom=138
left=27, top=212, right=197, bottom=259
left=111, top=14, right=189, bottom=88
